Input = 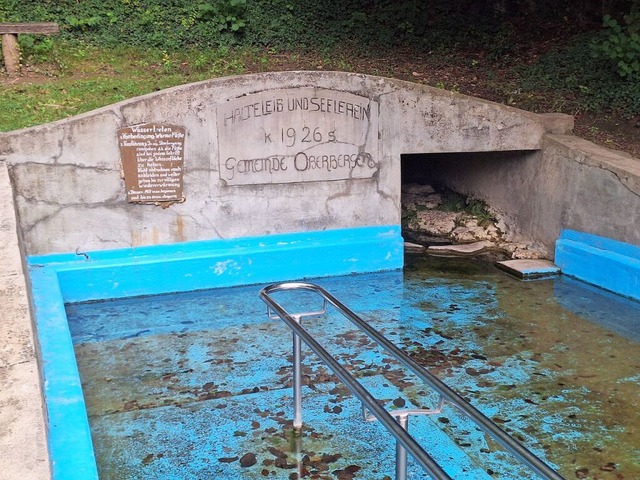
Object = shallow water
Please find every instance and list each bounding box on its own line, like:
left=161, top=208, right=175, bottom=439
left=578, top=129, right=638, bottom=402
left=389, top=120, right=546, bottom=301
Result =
left=403, top=256, right=640, bottom=480
left=66, top=255, right=640, bottom=479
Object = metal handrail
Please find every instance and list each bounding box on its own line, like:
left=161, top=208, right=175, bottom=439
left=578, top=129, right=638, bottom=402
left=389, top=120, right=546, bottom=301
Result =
left=259, top=281, right=565, bottom=480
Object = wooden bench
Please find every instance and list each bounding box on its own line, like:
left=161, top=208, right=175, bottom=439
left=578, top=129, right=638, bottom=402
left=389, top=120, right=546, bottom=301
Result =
left=0, top=22, right=59, bottom=76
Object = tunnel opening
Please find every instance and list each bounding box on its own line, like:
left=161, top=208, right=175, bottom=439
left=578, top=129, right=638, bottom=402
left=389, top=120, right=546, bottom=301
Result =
left=400, top=150, right=544, bottom=258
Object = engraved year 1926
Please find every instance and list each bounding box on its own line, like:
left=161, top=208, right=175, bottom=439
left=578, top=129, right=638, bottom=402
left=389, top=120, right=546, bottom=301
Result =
left=277, top=126, right=337, bottom=147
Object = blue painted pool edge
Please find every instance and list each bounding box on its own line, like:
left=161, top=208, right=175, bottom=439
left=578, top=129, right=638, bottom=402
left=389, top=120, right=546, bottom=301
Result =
left=555, top=229, right=640, bottom=302
left=29, top=267, right=99, bottom=480
left=27, top=226, right=403, bottom=479
left=29, top=226, right=404, bottom=303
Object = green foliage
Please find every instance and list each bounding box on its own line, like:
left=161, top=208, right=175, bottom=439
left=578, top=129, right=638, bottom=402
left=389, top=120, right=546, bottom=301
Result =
left=196, top=0, right=246, bottom=33
left=0, top=40, right=247, bottom=132
left=18, top=35, right=55, bottom=63
left=0, top=0, right=16, bottom=22
left=437, top=191, right=466, bottom=212
left=66, top=14, right=102, bottom=31
left=4, top=0, right=513, bottom=52
left=5, top=0, right=248, bottom=49
left=434, top=190, right=495, bottom=225
left=517, top=32, right=640, bottom=118
left=592, top=13, right=640, bottom=80
left=242, top=0, right=373, bottom=50
left=401, top=207, right=418, bottom=229
left=466, top=199, right=495, bottom=226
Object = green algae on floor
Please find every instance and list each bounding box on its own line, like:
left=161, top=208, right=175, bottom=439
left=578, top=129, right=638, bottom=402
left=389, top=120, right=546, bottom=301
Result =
left=66, top=259, right=640, bottom=479
left=403, top=255, right=640, bottom=480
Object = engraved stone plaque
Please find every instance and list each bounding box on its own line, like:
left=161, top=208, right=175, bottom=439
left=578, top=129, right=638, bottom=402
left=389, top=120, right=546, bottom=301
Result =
left=217, top=88, right=379, bottom=185
left=118, top=123, right=185, bottom=203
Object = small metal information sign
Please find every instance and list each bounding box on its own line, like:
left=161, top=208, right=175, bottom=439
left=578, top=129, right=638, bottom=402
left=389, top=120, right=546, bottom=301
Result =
left=118, top=123, right=185, bottom=203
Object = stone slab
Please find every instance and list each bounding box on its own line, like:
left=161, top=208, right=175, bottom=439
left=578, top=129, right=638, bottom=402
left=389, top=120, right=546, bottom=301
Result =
left=427, top=240, right=494, bottom=257
left=217, top=87, right=379, bottom=185
left=404, top=241, right=426, bottom=253
left=495, top=259, right=560, bottom=279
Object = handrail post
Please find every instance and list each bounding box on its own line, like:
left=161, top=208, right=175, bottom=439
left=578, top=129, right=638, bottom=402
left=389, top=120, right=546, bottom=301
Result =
left=292, top=314, right=303, bottom=430
left=395, top=414, right=409, bottom=480
left=260, top=282, right=565, bottom=480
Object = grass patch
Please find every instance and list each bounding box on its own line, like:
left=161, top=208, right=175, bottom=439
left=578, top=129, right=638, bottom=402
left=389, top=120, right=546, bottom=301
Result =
left=3, top=29, right=639, bottom=142
left=3, top=78, right=168, bottom=130
left=0, top=41, right=248, bottom=132
left=1, top=39, right=373, bottom=131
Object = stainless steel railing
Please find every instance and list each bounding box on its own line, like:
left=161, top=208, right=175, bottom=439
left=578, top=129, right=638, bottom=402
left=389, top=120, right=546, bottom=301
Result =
left=260, top=281, right=565, bottom=480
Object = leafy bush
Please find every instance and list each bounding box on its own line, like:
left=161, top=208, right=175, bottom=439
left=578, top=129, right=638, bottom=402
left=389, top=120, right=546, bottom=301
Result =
left=65, top=14, right=102, bottom=31
left=3, top=0, right=248, bottom=49
left=592, top=13, right=640, bottom=80
left=4, top=0, right=513, bottom=52
left=18, top=35, right=55, bottom=63
left=517, top=32, right=640, bottom=118
left=196, top=0, right=246, bottom=34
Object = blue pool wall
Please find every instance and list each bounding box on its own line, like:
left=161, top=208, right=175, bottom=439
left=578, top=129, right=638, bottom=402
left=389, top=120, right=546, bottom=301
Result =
left=29, top=266, right=99, bottom=480
left=27, top=225, right=404, bottom=480
left=554, top=275, right=640, bottom=342
left=555, top=229, right=640, bottom=302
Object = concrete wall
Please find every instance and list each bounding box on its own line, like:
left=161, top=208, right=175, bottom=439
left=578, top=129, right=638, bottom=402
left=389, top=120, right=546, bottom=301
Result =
left=0, top=161, right=50, bottom=479
left=417, top=135, right=640, bottom=255
left=0, top=71, right=567, bottom=256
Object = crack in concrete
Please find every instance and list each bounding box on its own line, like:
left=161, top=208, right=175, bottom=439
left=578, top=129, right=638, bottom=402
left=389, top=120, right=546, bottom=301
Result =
left=88, top=236, right=134, bottom=250
left=41, top=125, right=67, bottom=165
left=18, top=200, right=148, bottom=237
left=20, top=205, right=63, bottom=235
left=324, top=181, right=356, bottom=216
left=607, top=169, right=640, bottom=198
left=15, top=192, right=121, bottom=208
left=374, top=172, right=395, bottom=203
left=0, top=358, right=37, bottom=371
left=569, top=155, right=640, bottom=198
left=9, top=161, right=119, bottom=173
left=548, top=135, right=640, bottom=198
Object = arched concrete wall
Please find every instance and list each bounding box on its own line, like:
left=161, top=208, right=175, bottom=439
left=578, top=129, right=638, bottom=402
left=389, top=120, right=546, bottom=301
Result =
left=0, top=71, right=570, bottom=256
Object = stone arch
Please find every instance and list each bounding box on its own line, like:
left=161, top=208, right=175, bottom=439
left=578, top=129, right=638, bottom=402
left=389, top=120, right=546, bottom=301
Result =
left=0, top=71, right=574, bottom=256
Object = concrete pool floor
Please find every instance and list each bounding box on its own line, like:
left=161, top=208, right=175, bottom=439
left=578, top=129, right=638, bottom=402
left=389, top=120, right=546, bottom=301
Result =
left=65, top=266, right=640, bottom=479
left=66, top=275, right=532, bottom=479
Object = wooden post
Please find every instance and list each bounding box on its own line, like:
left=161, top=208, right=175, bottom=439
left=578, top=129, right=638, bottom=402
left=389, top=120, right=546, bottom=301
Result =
left=1, top=33, right=19, bottom=75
